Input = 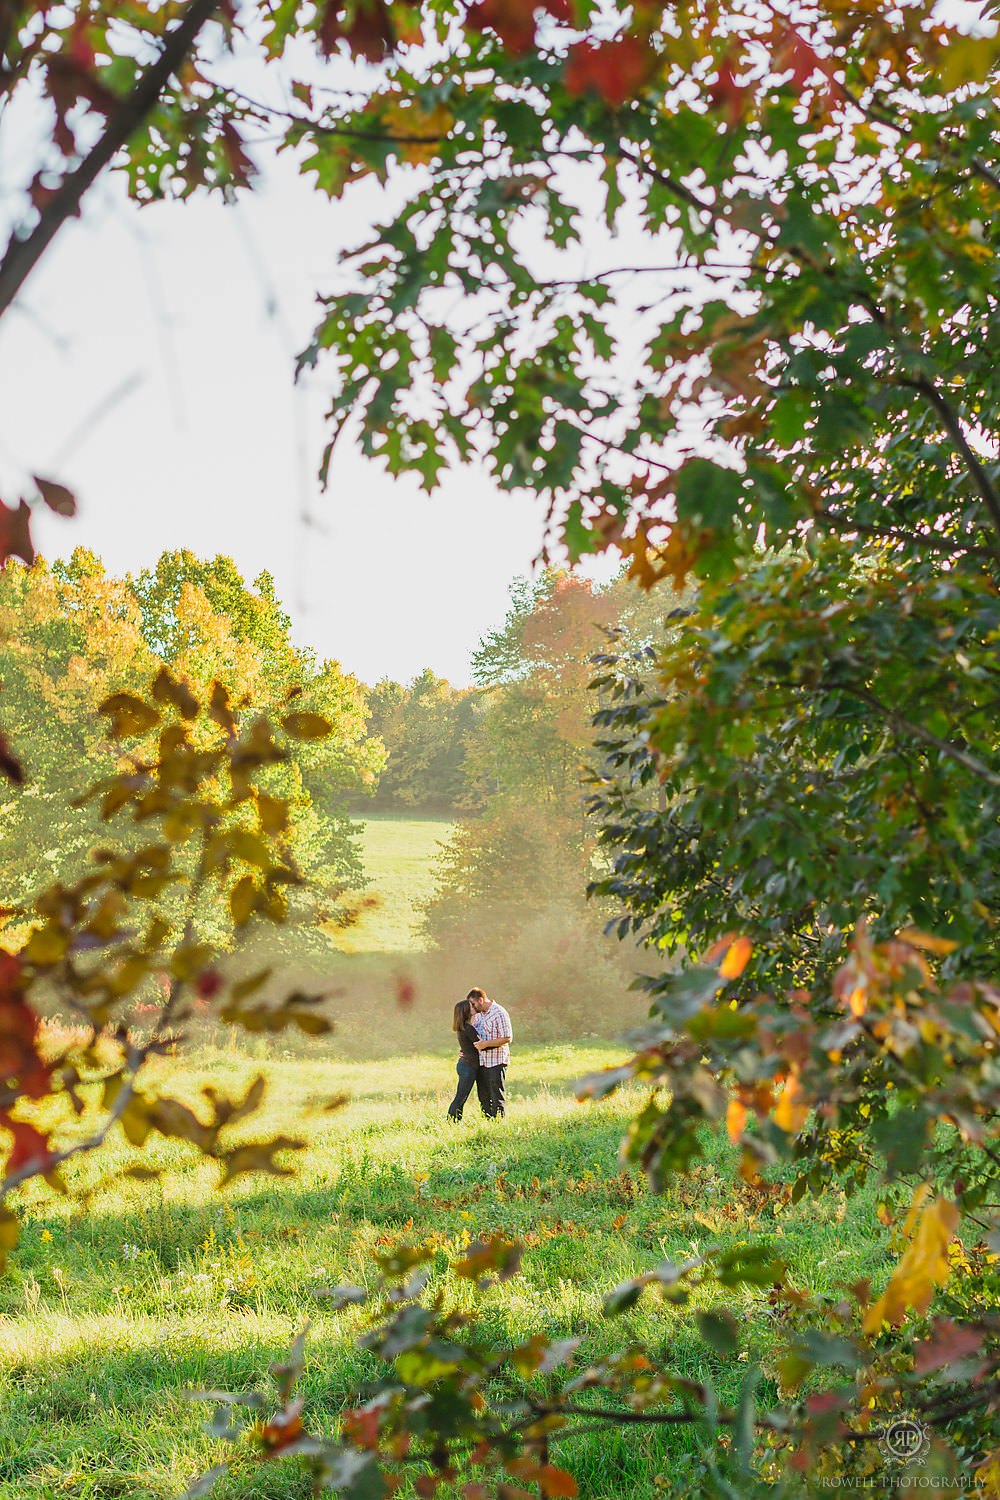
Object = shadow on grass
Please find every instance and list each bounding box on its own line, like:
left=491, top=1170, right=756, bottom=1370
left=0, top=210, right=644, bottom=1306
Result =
left=0, top=1285, right=742, bottom=1500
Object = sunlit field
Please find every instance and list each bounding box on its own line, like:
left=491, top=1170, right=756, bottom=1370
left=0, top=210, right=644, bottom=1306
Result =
left=348, top=817, right=455, bottom=954
left=0, top=1040, right=893, bottom=1500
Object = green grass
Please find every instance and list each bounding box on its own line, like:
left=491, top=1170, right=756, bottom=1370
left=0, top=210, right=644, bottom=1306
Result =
left=0, top=1042, right=894, bottom=1500
left=347, top=815, right=454, bottom=954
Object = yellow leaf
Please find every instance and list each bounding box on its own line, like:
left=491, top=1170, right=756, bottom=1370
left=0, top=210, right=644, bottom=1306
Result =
left=896, top=927, right=959, bottom=956
left=719, top=936, right=752, bottom=979
left=383, top=99, right=453, bottom=166
left=862, top=1191, right=959, bottom=1335
left=281, top=711, right=331, bottom=740
left=230, top=875, right=256, bottom=928
left=256, top=793, right=288, bottom=835
left=23, top=925, right=68, bottom=965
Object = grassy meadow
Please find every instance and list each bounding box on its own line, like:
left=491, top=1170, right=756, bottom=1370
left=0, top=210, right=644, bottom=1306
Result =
left=0, top=1042, right=893, bottom=1500
left=0, top=817, right=896, bottom=1498
left=345, top=816, right=454, bottom=955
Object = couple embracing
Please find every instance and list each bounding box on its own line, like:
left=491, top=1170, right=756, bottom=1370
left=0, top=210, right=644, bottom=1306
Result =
left=448, top=987, right=512, bottom=1121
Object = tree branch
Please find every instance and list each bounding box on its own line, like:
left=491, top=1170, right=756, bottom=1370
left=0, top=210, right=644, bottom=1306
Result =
left=814, top=507, right=1000, bottom=561
left=851, top=685, right=1000, bottom=790
left=902, top=375, right=1000, bottom=550
left=0, top=0, right=222, bottom=323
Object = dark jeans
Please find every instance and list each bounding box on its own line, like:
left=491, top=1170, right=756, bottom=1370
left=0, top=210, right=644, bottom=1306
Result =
left=448, top=1059, right=478, bottom=1120
left=476, top=1063, right=507, bottom=1119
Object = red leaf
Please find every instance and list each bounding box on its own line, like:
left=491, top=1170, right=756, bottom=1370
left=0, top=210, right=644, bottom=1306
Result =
left=0, top=963, right=51, bottom=1099
left=221, top=121, right=256, bottom=187
left=0, top=497, right=34, bottom=568
left=320, top=0, right=395, bottom=61
left=0, top=1114, right=52, bottom=1177
left=33, top=475, right=77, bottom=517
left=69, top=17, right=95, bottom=70
left=709, top=58, right=750, bottom=124
left=257, top=1398, right=305, bottom=1453
left=564, top=35, right=650, bottom=105
left=466, top=0, right=570, bottom=57
left=195, top=968, right=223, bottom=1000
left=773, top=24, right=827, bottom=88
left=342, top=1405, right=381, bottom=1449
left=914, top=1318, right=985, bottom=1373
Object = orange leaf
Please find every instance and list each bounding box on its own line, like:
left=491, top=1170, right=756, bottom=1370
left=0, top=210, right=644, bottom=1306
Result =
left=896, top=927, right=959, bottom=956
left=719, top=936, right=752, bottom=979
left=726, top=1098, right=747, bottom=1143
left=538, top=1466, right=579, bottom=1499
left=773, top=1076, right=808, bottom=1135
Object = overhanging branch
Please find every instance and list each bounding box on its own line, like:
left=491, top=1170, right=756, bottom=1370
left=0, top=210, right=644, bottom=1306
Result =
left=0, top=0, right=222, bottom=323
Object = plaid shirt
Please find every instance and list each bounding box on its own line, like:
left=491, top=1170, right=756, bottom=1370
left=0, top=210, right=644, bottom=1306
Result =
left=476, top=1001, right=512, bottom=1068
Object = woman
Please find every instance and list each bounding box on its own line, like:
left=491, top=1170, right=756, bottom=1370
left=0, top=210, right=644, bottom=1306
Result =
left=447, top=997, right=480, bottom=1122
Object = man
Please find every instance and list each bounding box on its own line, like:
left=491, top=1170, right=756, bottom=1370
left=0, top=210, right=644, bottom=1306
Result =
left=468, top=987, right=512, bottom=1120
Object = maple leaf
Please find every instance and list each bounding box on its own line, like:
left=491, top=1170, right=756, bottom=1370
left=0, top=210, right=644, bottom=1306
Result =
left=0, top=497, right=34, bottom=568
left=564, top=35, right=650, bottom=106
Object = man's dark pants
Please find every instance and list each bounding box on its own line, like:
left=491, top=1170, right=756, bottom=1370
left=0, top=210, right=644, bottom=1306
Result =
left=477, top=1064, right=506, bottom=1119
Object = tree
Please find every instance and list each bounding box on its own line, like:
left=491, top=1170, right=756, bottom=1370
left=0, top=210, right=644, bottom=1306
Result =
left=363, top=668, right=477, bottom=813
left=0, top=551, right=381, bottom=914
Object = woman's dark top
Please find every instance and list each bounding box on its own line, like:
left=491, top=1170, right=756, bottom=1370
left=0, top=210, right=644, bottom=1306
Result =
left=457, top=1022, right=480, bottom=1067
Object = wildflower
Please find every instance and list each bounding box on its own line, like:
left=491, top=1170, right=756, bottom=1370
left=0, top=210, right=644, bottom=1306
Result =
left=40, top=1229, right=53, bottom=1243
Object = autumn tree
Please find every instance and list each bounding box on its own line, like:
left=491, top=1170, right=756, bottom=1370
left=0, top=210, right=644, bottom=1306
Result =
left=0, top=551, right=381, bottom=918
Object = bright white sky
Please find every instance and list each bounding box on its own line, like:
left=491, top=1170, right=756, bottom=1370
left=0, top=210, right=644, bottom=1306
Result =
left=0, top=140, right=565, bottom=690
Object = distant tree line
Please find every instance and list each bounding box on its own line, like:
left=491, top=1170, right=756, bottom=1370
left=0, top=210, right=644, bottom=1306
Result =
left=0, top=549, right=679, bottom=960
